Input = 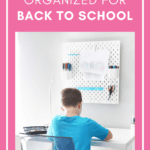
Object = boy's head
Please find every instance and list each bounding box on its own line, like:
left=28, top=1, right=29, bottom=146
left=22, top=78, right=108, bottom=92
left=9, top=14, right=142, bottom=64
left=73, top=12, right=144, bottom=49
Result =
left=61, top=88, right=82, bottom=115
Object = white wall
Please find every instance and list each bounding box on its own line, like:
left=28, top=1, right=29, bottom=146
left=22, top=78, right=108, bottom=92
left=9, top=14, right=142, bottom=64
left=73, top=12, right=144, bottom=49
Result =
left=16, top=32, right=135, bottom=134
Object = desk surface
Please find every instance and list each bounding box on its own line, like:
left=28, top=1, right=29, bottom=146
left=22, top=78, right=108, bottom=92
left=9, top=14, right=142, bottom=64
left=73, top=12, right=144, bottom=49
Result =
left=92, top=128, right=134, bottom=147
left=19, top=127, right=134, bottom=145
left=19, top=128, right=135, bottom=150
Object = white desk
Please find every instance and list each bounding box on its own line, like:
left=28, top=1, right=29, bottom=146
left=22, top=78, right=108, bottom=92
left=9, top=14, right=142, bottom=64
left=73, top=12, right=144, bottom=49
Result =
left=91, top=128, right=135, bottom=150
left=19, top=128, right=135, bottom=150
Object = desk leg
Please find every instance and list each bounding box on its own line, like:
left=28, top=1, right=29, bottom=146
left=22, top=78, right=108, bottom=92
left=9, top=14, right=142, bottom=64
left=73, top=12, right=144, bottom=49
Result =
left=20, top=137, right=26, bottom=150
left=118, top=147, right=127, bottom=150
left=113, top=145, right=127, bottom=150
left=126, top=142, right=133, bottom=150
left=20, top=142, right=23, bottom=150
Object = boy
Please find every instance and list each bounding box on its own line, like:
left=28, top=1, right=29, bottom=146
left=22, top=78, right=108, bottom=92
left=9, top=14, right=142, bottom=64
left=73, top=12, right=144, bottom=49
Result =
left=47, top=88, right=113, bottom=150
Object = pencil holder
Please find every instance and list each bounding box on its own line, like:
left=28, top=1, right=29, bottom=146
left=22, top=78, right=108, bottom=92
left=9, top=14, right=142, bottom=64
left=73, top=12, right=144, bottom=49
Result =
left=67, top=71, right=72, bottom=79
left=108, top=68, right=119, bottom=78
left=62, top=70, right=72, bottom=80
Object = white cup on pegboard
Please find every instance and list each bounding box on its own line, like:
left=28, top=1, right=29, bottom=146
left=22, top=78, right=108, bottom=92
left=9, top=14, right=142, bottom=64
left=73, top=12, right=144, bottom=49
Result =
left=108, top=68, right=119, bottom=78
left=131, top=115, right=135, bottom=135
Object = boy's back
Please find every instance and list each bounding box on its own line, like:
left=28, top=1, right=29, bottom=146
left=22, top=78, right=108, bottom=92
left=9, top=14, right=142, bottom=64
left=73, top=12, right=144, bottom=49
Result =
left=47, top=115, right=109, bottom=150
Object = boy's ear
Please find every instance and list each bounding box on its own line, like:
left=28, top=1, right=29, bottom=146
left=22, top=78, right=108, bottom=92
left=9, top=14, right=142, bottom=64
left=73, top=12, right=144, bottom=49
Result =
left=61, top=106, right=65, bottom=111
left=78, top=102, right=82, bottom=109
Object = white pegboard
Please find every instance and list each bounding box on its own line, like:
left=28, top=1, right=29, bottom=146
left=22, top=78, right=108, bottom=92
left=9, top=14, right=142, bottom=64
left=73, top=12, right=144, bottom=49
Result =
left=63, top=41, right=120, bottom=104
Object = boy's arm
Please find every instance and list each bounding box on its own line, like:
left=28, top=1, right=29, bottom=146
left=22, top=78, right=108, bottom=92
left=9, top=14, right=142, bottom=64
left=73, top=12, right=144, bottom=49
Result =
left=89, top=119, right=113, bottom=141
left=104, top=130, right=113, bottom=141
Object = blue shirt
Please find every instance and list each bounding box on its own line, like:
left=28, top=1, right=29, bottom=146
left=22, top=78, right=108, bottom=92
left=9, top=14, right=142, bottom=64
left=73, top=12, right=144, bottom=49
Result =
left=47, top=115, right=109, bottom=150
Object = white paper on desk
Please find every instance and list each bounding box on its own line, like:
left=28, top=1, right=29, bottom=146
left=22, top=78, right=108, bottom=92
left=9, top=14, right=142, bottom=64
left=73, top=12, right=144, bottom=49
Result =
left=79, top=49, right=109, bottom=75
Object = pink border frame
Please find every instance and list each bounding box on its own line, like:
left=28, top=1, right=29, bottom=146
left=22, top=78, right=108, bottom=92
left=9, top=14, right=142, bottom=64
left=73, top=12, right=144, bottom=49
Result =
left=0, top=0, right=6, bottom=150
left=144, top=0, right=149, bottom=149
left=0, top=0, right=146, bottom=149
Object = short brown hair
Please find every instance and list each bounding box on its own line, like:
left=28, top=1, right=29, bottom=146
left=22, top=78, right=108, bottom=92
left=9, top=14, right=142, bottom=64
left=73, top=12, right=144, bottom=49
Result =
left=61, top=88, right=82, bottom=107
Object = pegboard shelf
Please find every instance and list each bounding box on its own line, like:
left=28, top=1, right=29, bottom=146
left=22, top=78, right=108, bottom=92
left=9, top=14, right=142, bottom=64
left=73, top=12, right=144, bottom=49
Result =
left=63, top=41, right=120, bottom=104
